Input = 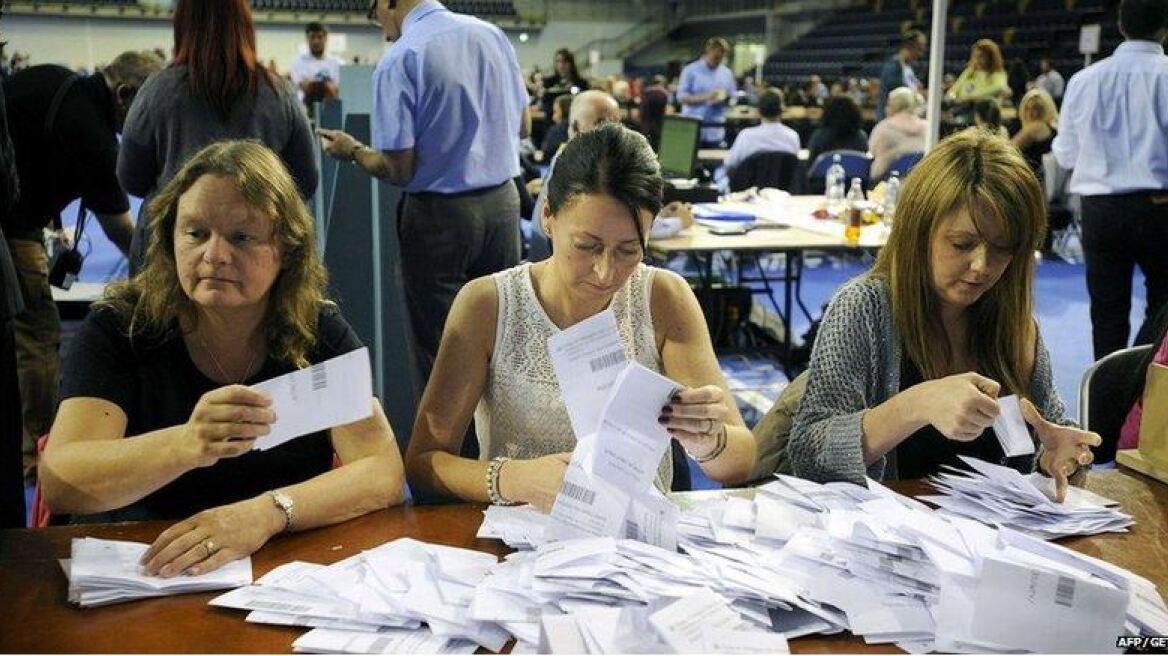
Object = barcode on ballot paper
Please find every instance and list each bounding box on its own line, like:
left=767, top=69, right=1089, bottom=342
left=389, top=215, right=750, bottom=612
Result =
left=589, top=350, right=624, bottom=373
left=310, top=363, right=328, bottom=391
left=1055, top=576, right=1075, bottom=608
left=561, top=481, right=596, bottom=505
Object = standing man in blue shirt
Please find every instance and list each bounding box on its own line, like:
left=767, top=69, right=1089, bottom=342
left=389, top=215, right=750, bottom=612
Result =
left=320, top=0, right=530, bottom=383
left=678, top=37, right=738, bottom=147
left=1053, top=0, right=1168, bottom=360
left=876, top=30, right=927, bottom=121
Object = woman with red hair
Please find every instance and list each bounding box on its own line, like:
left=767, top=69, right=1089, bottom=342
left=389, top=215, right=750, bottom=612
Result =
left=117, top=0, right=317, bottom=271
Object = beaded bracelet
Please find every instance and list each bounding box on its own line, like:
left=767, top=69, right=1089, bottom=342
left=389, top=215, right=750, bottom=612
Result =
left=486, top=456, right=515, bottom=505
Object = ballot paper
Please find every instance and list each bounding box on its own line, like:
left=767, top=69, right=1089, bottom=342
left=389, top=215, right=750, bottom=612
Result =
left=925, top=456, right=1133, bottom=539
left=992, top=395, right=1036, bottom=457
left=591, top=363, right=682, bottom=491
left=292, top=627, right=477, bottom=654
left=648, top=589, right=748, bottom=653
left=253, top=347, right=373, bottom=450
left=547, top=309, right=627, bottom=439
left=66, top=537, right=251, bottom=607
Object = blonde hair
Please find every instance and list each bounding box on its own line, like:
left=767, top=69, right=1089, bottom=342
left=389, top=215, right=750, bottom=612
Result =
left=968, top=38, right=1005, bottom=73
left=886, top=86, right=920, bottom=116
left=1018, top=88, right=1059, bottom=130
left=98, top=140, right=329, bottom=368
left=870, top=129, right=1046, bottom=395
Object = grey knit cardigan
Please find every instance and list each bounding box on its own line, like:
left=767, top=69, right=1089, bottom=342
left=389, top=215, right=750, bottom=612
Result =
left=788, top=274, right=1070, bottom=485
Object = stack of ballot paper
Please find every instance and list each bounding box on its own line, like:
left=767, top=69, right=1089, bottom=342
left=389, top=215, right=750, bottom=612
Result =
left=543, top=310, right=683, bottom=550
left=923, top=456, right=1135, bottom=539
left=210, top=538, right=504, bottom=654
left=65, top=537, right=251, bottom=607
left=469, top=472, right=1167, bottom=654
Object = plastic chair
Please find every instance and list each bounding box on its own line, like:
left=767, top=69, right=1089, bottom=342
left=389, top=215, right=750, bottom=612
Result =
left=728, top=151, right=799, bottom=192
left=1079, top=345, right=1153, bottom=464
left=806, top=149, right=872, bottom=194
left=878, top=151, right=924, bottom=182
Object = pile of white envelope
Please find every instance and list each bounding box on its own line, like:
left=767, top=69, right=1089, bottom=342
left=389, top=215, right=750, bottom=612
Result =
left=923, top=456, right=1135, bottom=539
left=64, top=537, right=252, bottom=607
left=209, top=538, right=506, bottom=654
left=475, top=470, right=1168, bottom=654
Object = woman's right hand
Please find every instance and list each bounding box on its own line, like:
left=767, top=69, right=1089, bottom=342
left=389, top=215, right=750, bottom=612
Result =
left=179, top=385, right=276, bottom=468
left=498, top=452, right=572, bottom=513
left=914, top=373, right=1001, bottom=441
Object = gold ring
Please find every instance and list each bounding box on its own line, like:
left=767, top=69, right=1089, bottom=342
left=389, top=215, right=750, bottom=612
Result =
left=706, top=418, right=716, bottom=435
left=204, top=540, right=217, bottom=558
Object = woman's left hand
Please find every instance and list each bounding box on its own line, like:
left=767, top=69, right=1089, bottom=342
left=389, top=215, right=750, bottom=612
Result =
left=140, top=497, right=279, bottom=578
left=660, top=385, right=729, bottom=460
left=1021, top=398, right=1102, bottom=503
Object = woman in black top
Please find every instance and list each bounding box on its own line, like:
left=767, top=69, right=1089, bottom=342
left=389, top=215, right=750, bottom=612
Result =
left=43, top=141, right=404, bottom=577
left=807, top=95, right=869, bottom=163
left=540, top=48, right=589, bottom=119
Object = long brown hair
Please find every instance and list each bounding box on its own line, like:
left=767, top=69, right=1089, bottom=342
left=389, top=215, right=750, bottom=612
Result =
left=98, top=140, right=329, bottom=368
left=172, top=0, right=274, bottom=120
left=870, top=129, right=1046, bottom=396
left=969, top=38, right=1005, bottom=73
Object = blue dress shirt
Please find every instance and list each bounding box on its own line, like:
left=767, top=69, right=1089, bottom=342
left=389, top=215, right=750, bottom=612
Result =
left=1053, top=40, right=1168, bottom=196
left=725, top=121, right=801, bottom=171
left=372, top=0, right=528, bottom=193
left=677, top=58, right=738, bottom=145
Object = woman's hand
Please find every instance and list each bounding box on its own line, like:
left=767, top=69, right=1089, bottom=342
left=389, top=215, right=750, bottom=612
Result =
left=915, top=373, right=1001, bottom=441
left=499, top=452, right=572, bottom=513
left=1022, top=398, right=1101, bottom=502
left=179, top=385, right=275, bottom=468
left=140, top=497, right=281, bottom=577
left=660, top=385, right=730, bottom=460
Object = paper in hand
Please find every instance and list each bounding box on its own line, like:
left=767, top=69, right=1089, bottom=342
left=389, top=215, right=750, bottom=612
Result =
left=992, top=395, right=1036, bottom=458
left=253, top=347, right=374, bottom=451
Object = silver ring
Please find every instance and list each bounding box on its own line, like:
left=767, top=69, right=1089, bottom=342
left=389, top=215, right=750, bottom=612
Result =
left=204, top=540, right=217, bottom=558
left=705, top=418, right=716, bottom=435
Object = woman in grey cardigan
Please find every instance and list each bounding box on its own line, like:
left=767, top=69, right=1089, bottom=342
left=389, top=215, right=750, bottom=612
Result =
left=788, top=129, right=1098, bottom=501
left=117, top=0, right=317, bottom=272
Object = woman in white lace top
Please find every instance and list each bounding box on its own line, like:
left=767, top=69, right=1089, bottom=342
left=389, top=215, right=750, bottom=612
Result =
left=406, top=125, right=756, bottom=510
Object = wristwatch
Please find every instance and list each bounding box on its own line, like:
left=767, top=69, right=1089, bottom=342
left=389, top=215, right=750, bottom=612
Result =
left=348, top=143, right=369, bottom=163
left=269, top=490, right=295, bottom=533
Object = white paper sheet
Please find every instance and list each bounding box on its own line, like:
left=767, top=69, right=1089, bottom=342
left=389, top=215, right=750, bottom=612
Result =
left=992, top=395, right=1036, bottom=457
left=253, top=347, right=373, bottom=450
left=547, top=309, right=627, bottom=439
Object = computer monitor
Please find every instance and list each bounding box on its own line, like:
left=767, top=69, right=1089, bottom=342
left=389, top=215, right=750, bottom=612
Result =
left=658, top=115, right=701, bottom=178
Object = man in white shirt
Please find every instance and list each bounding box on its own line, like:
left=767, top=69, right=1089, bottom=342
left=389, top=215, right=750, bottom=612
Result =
left=1034, top=57, right=1065, bottom=101
left=289, top=22, right=345, bottom=112
left=724, top=89, right=800, bottom=176
left=1053, top=0, right=1168, bottom=360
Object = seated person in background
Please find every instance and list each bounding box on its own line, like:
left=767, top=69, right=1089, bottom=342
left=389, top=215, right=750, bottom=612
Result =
left=1011, top=88, right=1059, bottom=180
left=807, top=95, right=869, bottom=164
left=948, top=39, right=1011, bottom=103
left=787, top=129, right=1098, bottom=501
left=41, top=141, right=405, bottom=575
left=540, top=94, right=572, bottom=160
left=724, top=88, right=800, bottom=177
left=1119, top=307, right=1168, bottom=450
left=639, top=75, right=671, bottom=151
left=406, top=124, right=756, bottom=510
left=973, top=99, right=1009, bottom=139
left=868, top=87, right=926, bottom=180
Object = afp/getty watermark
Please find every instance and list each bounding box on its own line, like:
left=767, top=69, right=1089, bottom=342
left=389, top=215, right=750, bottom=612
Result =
left=1116, top=635, right=1168, bottom=653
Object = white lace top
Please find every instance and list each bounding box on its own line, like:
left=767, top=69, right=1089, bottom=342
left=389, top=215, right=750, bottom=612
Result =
left=474, top=262, right=673, bottom=491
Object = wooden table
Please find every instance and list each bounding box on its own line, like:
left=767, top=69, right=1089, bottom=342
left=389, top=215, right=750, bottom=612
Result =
left=648, top=195, right=884, bottom=369
left=1, top=471, right=1163, bottom=654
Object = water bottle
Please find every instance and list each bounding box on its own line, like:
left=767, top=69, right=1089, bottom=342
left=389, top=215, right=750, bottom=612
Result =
left=883, top=170, right=901, bottom=227
left=845, top=177, right=865, bottom=246
left=825, top=154, right=846, bottom=214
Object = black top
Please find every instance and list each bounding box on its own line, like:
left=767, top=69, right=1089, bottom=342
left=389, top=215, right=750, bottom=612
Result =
left=1, top=65, right=129, bottom=235
left=1020, top=128, right=1056, bottom=183
left=807, top=127, right=869, bottom=166
left=540, top=73, right=589, bottom=118
left=59, top=303, right=363, bottom=521
left=0, top=81, right=23, bottom=322
left=893, top=355, right=1017, bottom=479
left=540, top=121, right=568, bottom=159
